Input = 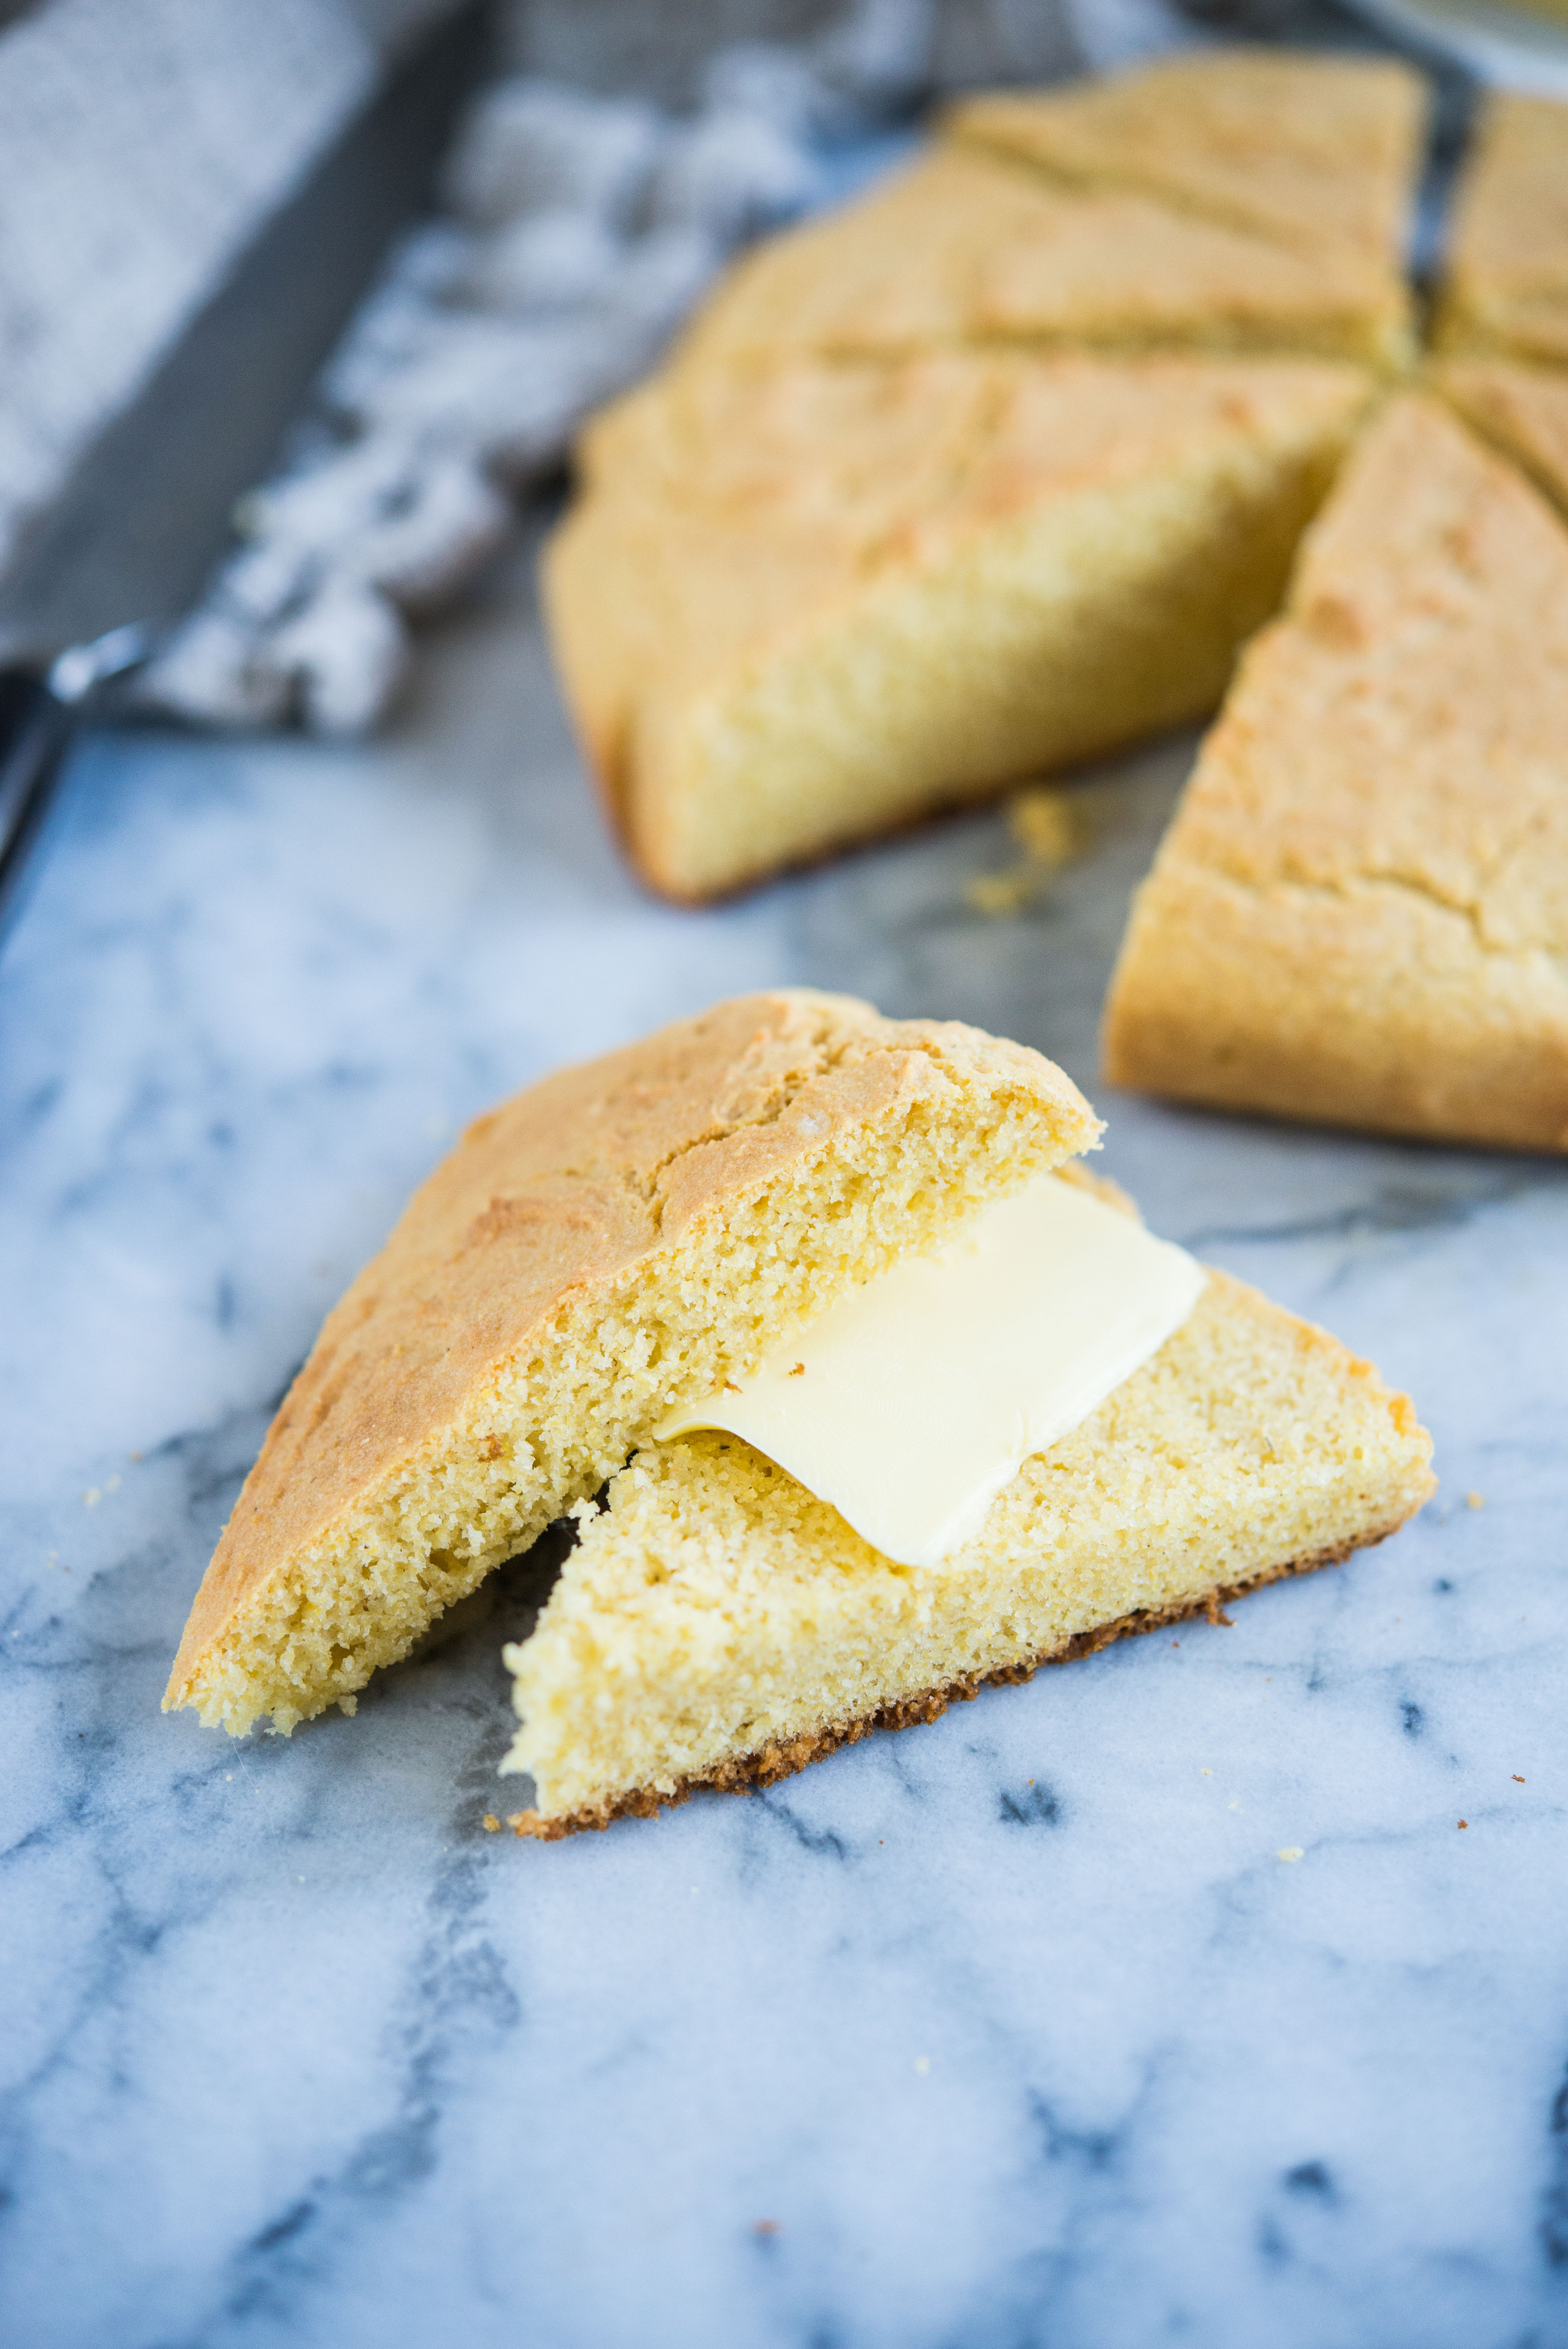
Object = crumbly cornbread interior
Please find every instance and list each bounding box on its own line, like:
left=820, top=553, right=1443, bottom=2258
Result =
left=547, top=351, right=1372, bottom=899
left=165, top=995, right=1098, bottom=1735
left=503, top=1268, right=1433, bottom=1832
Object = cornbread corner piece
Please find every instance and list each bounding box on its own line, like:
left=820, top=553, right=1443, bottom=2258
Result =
left=1431, top=358, right=1568, bottom=517
left=164, top=991, right=1101, bottom=1736
left=947, top=48, right=1423, bottom=362
left=677, top=133, right=1410, bottom=374
left=1436, top=93, right=1568, bottom=366
left=546, top=350, right=1372, bottom=902
left=1103, top=393, right=1568, bottom=1151
left=502, top=1269, right=1434, bottom=1836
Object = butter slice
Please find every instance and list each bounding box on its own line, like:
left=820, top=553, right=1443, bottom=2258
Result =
left=655, top=1172, right=1206, bottom=1568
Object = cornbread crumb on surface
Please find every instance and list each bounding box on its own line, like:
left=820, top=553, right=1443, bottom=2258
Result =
left=547, top=350, right=1372, bottom=901
left=164, top=992, right=1098, bottom=1738
left=1103, top=394, right=1568, bottom=1151
left=503, top=1270, right=1433, bottom=1834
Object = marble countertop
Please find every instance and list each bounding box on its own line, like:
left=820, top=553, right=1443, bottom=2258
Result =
left=4, top=533, right=1566, bottom=2349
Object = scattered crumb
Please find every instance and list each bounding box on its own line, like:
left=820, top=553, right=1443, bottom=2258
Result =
left=789, top=1363, right=805, bottom=1378
left=1513, top=1775, right=1525, bottom=1784
left=128, top=1451, right=143, bottom=1463
left=105, top=1474, right=120, bottom=1494
left=965, top=870, right=1036, bottom=918
left=482, top=1814, right=500, bottom=1832
left=723, top=1379, right=741, bottom=1394
left=1466, top=1491, right=1485, bottom=1510
left=45, top=1552, right=57, bottom=1571
left=1027, top=1778, right=1034, bottom=1787
left=1458, top=1819, right=1468, bottom=1830
left=1201, top=1768, right=1212, bottom=1777
left=1011, top=785, right=1083, bottom=867
left=1229, top=1800, right=1242, bottom=1812
left=964, top=786, right=1089, bottom=918
left=914, top=2057, right=930, bottom=2075
left=754, top=2221, right=779, bottom=2238
left=82, top=1489, right=100, bottom=1509
left=1277, top=1847, right=1304, bottom=1863
left=1172, top=1639, right=1180, bottom=1648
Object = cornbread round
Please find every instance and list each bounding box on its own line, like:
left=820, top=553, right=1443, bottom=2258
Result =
left=165, top=991, right=1100, bottom=1734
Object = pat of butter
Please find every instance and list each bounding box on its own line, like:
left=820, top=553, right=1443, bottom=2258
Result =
left=655, top=1172, right=1205, bottom=1568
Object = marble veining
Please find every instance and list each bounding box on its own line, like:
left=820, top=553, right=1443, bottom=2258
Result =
left=3, top=536, right=1568, bottom=2349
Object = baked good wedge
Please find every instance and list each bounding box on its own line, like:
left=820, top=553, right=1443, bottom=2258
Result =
left=164, top=991, right=1099, bottom=1734
left=503, top=1241, right=1433, bottom=1838
left=678, top=139, right=1411, bottom=375
left=546, top=349, right=1372, bottom=900
left=1103, top=393, right=1568, bottom=1150
left=1436, top=93, right=1568, bottom=367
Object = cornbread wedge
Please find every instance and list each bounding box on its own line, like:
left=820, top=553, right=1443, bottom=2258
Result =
left=1104, top=394, right=1568, bottom=1151
left=949, top=49, right=1422, bottom=340
left=1436, top=93, right=1568, bottom=367
left=679, top=52, right=1420, bottom=374
left=546, top=350, right=1372, bottom=901
left=165, top=992, right=1099, bottom=1735
left=503, top=1254, right=1433, bottom=1837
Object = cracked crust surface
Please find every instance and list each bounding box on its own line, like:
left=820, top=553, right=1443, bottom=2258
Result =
left=166, top=991, right=1098, bottom=1732
left=507, top=1529, right=1392, bottom=1839
left=1104, top=392, right=1568, bottom=1151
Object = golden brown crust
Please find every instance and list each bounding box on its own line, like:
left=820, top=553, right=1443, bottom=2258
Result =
left=546, top=350, right=1372, bottom=902
left=1103, top=393, right=1568, bottom=1151
left=507, top=1527, right=1395, bottom=1839
left=947, top=51, right=1424, bottom=276
left=167, top=992, right=1098, bottom=1713
left=1436, top=93, right=1568, bottom=366
left=1430, top=358, right=1568, bottom=519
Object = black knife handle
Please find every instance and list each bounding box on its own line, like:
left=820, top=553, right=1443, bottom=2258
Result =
left=0, top=667, right=75, bottom=946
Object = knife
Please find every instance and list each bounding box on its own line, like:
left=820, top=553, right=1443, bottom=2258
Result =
left=0, top=0, right=489, bottom=945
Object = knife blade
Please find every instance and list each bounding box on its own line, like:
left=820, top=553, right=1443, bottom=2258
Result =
left=0, top=0, right=489, bottom=941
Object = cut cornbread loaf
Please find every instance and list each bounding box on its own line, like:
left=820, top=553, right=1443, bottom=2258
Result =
left=1431, top=358, right=1568, bottom=517
left=948, top=50, right=1422, bottom=321
left=503, top=1258, right=1434, bottom=1836
left=677, top=137, right=1413, bottom=376
left=1436, top=93, right=1568, bottom=366
left=545, top=349, right=1372, bottom=901
left=1103, top=394, right=1568, bottom=1151
left=164, top=992, right=1100, bottom=1735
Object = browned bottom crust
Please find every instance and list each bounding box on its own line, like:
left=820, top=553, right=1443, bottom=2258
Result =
left=508, top=1524, right=1401, bottom=1840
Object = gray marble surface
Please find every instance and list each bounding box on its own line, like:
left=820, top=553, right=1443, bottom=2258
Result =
left=4, top=532, right=1567, bottom=2349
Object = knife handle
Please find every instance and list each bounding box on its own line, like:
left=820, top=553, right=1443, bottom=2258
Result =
left=0, top=667, right=75, bottom=948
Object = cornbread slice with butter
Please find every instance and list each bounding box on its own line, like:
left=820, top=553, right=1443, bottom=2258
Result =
left=503, top=1228, right=1433, bottom=1838
left=1103, top=394, right=1568, bottom=1151
left=164, top=992, right=1099, bottom=1736
left=546, top=349, right=1372, bottom=901
left=1436, top=93, right=1568, bottom=367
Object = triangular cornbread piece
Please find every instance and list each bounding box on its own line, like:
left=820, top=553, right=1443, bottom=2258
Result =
left=504, top=1253, right=1433, bottom=1837
left=948, top=50, right=1422, bottom=273
left=677, top=143, right=1411, bottom=374
left=1432, top=358, right=1568, bottom=517
left=546, top=349, right=1372, bottom=899
left=1436, top=93, right=1568, bottom=366
left=165, top=994, right=1099, bottom=1734
left=1103, top=394, right=1568, bottom=1151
